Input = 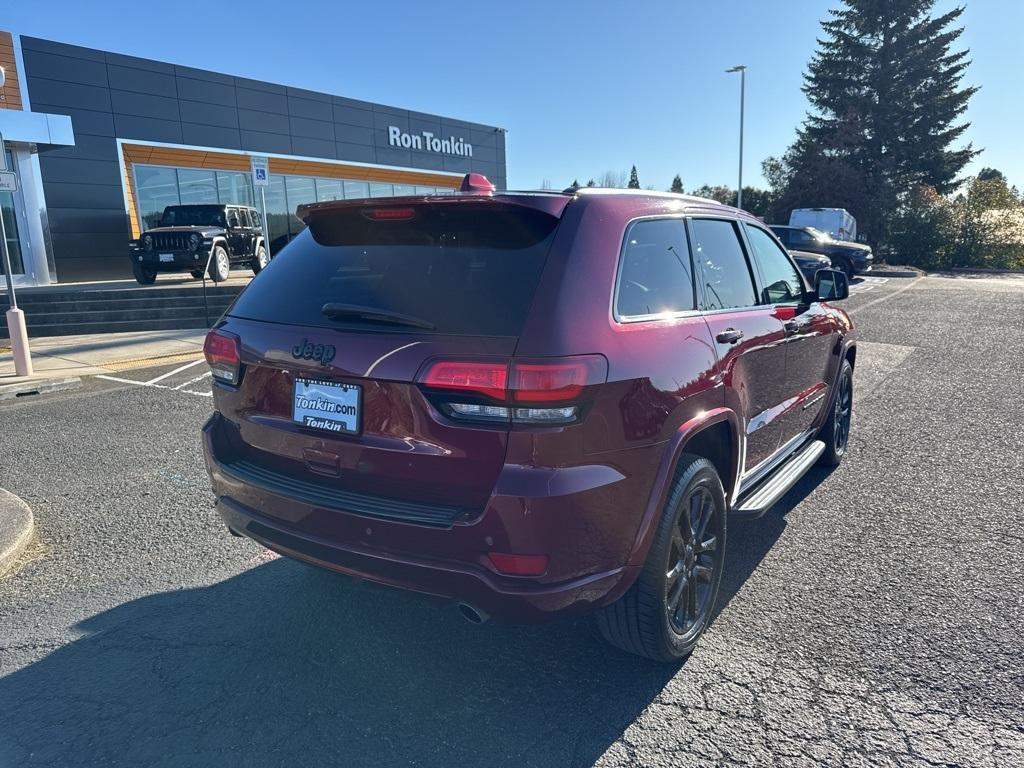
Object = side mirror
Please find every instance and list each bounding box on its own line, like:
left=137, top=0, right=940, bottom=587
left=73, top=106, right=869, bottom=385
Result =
left=813, top=268, right=849, bottom=302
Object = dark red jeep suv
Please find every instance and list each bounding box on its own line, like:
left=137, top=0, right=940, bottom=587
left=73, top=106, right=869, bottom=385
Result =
left=202, top=174, right=855, bottom=661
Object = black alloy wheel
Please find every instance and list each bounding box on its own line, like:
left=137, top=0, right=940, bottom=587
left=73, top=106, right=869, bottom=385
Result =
left=596, top=455, right=727, bottom=662
left=819, top=358, right=854, bottom=466
left=665, top=485, right=721, bottom=640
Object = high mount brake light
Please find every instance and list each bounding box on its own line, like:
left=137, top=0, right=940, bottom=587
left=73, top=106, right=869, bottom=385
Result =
left=364, top=207, right=416, bottom=220
left=418, top=356, right=606, bottom=425
left=203, top=329, right=241, bottom=385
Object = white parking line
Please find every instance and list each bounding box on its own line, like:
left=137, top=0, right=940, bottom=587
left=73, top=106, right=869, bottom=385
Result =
left=174, top=371, right=212, bottom=390
left=145, top=359, right=205, bottom=385
left=96, top=372, right=213, bottom=398
left=848, top=276, right=922, bottom=315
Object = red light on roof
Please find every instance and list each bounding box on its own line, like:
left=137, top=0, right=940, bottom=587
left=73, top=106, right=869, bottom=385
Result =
left=365, top=207, right=416, bottom=220
left=460, top=173, right=495, bottom=193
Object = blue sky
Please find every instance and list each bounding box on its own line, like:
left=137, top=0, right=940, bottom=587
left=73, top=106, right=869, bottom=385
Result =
left=2, top=0, right=1020, bottom=191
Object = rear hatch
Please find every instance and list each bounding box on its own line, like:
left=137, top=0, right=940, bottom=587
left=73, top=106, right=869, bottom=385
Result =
left=211, top=196, right=570, bottom=522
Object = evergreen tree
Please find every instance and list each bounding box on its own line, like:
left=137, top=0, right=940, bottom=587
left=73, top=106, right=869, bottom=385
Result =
left=586, top=179, right=596, bottom=187
left=569, top=179, right=581, bottom=190
left=628, top=166, right=641, bottom=189
left=669, top=174, right=684, bottom=194
left=782, top=0, right=978, bottom=245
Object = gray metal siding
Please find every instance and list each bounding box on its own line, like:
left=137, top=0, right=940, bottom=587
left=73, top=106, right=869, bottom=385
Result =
left=21, top=35, right=507, bottom=282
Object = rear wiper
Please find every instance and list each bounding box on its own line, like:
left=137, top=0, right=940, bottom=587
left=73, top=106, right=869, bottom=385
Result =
left=320, top=303, right=435, bottom=330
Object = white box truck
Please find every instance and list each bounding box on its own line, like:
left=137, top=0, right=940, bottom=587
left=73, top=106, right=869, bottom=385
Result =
left=789, top=208, right=857, bottom=241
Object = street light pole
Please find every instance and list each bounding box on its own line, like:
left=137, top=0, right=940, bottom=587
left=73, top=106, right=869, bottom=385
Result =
left=726, top=65, right=747, bottom=210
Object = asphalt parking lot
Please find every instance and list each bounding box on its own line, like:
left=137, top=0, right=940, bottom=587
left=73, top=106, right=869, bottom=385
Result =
left=1, top=272, right=1022, bottom=767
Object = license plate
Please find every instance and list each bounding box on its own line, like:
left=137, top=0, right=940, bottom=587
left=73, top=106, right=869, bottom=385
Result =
left=159, top=253, right=174, bottom=262
left=293, top=378, right=361, bottom=435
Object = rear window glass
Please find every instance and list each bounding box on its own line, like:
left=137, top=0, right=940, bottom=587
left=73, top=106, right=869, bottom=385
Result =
left=229, top=204, right=560, bottom=336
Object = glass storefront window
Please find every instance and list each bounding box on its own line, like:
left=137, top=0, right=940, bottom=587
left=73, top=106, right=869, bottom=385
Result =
left=343, top=180, right=370, bottom=200
left=315, top=178, right=343, bottom=202
left=263, top=174, right=289, bottom=254
left=284, top=176, right=317, bottom=237
left=217, top=172, right=254, bottom=206
left=0, top=149, right=23, bottom=276
left=131, top=161, right=452, bottom=252
left=177, top=168, right=219, bottom=205
left=135, top=166, right=180, bottom=230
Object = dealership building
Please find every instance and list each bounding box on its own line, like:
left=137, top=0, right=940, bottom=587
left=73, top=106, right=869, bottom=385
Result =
left=0, top=30, right=507, bottom=286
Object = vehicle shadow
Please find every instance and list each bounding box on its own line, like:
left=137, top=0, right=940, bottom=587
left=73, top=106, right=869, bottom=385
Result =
left=0, top=471, right=832, bottom=768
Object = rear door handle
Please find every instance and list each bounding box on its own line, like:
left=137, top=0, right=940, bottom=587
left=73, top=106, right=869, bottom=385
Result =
left=716, top=328, right=744, bottom=344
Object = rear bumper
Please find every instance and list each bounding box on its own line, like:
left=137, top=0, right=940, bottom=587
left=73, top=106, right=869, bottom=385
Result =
left=202, top=413, right=640, bottom=622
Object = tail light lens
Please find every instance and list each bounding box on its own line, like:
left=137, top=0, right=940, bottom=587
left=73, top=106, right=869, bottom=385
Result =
left=203, top=329, right=241, bottom=385
left=418, top=355, right=606, bottom=425
left=420, top=360, right=507, bottom=400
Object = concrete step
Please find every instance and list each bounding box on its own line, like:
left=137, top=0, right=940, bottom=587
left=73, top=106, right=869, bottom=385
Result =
left=1, top=282, right=246, bottom=338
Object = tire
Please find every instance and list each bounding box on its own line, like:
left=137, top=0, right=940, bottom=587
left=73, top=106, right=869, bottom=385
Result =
left=189, top=269, right=205, bottom=279
left=251, top=244, right=269, bottom=275
left=597, top=455, right=727, bottom=662
left=837, top=257, right=855, bottom=279
left=208, top=245, right=230, bottom=283
left=132, top=262, right=157, bottom=285
left=818, top=358, right=854, bottom=466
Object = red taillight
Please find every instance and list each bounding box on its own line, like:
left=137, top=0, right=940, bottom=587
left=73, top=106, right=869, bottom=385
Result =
left=418, top=356, right=607, bottom=425
left=487, top=552, right=549, bottom=577
left=203, top=329, right=241, bottom=385
left=365, top=207, right=416, bottom=220
left=420, top=360, right=508, bottom=400
left=511, top=361, right=589, bottom=403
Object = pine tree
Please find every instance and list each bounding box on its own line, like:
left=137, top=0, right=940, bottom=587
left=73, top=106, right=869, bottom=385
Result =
left=669, top=174, right=684, bottom=194
left=783, top=0, right=978, bottom=244
left=569, top=179, right=581, bottom=190
left=586, top=179, right=596, bottom=187
left=628, top=166, right=640, bottom=189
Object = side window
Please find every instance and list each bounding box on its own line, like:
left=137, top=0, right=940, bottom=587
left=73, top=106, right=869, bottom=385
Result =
left=226, top=208, right=240, bottom=228
left=744, top=225, right=804, bottom=304
left=615, top=218, right=696, bottom=319
left=250, top=209, right=262, bottom=229
left=791, top=229, right=814, bottom=248
left=689, top=219, right=758, bottom=311
left=771, top=228, right=789, bottom=246
left=237, top=208, right=251, bottom=228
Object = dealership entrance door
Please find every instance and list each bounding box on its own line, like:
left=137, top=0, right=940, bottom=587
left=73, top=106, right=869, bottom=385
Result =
left=0, top=147, right=26, bottom=282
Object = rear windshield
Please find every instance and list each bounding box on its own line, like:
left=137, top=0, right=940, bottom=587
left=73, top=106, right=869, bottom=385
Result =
left=229, top=203, right=560, bottom=336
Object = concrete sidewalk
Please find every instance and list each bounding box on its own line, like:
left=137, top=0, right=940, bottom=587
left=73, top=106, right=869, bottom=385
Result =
left=0, top=328, right=207, bottom=387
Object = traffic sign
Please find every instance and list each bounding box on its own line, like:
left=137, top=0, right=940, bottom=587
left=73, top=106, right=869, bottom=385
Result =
left=251, top=156, right=269, bottom=187
left=0, top=171, right=17, bottom=193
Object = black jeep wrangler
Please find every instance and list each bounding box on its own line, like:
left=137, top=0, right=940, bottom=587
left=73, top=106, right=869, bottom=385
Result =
left=129, top=204, right=269, bottom=285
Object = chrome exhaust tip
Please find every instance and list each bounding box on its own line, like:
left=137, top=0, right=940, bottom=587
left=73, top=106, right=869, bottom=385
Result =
left=457, top=602, right=490, bottom=625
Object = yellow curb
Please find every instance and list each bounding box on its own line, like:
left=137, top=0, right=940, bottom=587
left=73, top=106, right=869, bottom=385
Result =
left=100, top=350, right=205, bottom=372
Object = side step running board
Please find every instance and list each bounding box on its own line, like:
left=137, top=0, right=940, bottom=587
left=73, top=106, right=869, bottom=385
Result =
left=732, top=439, right=826, bottom=519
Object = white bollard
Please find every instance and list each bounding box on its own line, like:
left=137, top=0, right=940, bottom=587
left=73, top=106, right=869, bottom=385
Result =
left=5, top=308, right=33, bottom=377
